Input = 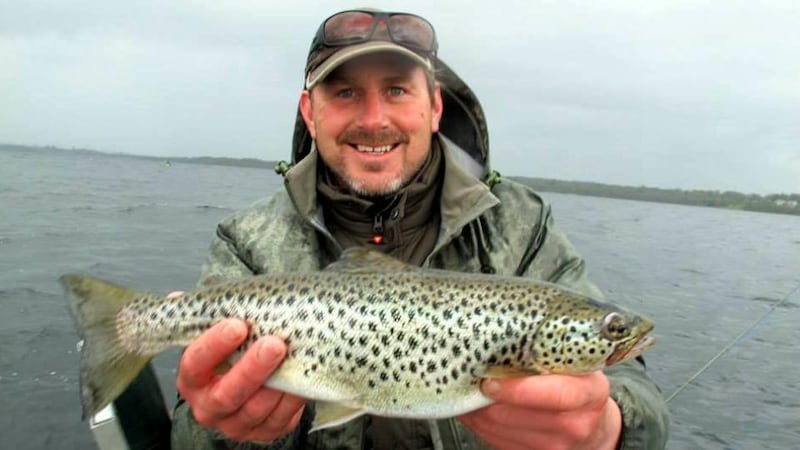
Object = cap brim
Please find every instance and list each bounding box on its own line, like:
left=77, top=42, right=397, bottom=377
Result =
left=305, top=41, right=433, bottom=89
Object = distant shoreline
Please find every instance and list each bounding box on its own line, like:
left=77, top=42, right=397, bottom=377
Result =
left=3, top=143, right=798, bottom=216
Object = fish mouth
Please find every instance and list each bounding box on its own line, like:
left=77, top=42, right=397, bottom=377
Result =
left=606, top=334, right=656, bottom=366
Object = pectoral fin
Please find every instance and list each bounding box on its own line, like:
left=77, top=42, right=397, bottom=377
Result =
left=310, top=401, right=367, bottom=433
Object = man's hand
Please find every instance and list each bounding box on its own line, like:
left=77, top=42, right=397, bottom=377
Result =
left=458, top=372, right=622, bottom=450
left=175, top=318, right=306, bottom=443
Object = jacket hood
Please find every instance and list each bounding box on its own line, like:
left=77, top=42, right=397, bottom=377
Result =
left=290, top=58, right=491, bottom=177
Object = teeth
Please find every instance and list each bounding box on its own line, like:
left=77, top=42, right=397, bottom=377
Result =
left=355, top=144, right=393, bottom=154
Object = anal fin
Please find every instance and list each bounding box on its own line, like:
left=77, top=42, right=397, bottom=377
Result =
left=310, top=401, right=367, bottom=433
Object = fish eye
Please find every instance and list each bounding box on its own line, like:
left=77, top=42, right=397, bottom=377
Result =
left=601, top=312, right=630, bottom=339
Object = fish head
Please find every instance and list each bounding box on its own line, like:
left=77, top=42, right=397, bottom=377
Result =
left=527, top=296, right=655, bottom=375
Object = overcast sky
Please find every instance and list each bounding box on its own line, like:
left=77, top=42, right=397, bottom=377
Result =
left=2, top=0, right=798, bottom=194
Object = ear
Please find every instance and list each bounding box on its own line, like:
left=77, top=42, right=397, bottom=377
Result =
left=431, top=83, right=443, bottom=133
left=299, top=90, right=316, bottom=138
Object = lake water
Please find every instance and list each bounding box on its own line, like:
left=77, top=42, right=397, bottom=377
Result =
left=1, top=148, right=798, bottom=449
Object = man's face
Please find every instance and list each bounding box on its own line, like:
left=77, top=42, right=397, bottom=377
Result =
left=299, top=53, right=443, bottom=197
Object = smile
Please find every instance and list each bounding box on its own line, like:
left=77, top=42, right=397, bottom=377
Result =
left=352, top=144, right=397, bottom=154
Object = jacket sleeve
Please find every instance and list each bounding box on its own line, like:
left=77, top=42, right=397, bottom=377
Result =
left=520, top=207, right=670, bottom=450
left=170, top=225, right=310, bottom=450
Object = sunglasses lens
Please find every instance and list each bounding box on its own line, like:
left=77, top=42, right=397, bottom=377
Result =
left=388, top=14, right=435, bottom=51
left=324, top=11, right=375, bottom=43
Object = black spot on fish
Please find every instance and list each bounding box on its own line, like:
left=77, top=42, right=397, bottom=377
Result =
left=409, top=362, right=417, bottom=373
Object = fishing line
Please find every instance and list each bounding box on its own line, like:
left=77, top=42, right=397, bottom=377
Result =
left=665, top=283, right=800, bottom=404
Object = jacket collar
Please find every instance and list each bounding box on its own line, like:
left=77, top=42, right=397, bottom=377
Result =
left=283, top=136, right=499, bottom=253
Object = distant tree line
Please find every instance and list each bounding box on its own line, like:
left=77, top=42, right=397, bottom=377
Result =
left=511, top=176, right=800, bottom=216
left=4, top=143, right=797, bottom=216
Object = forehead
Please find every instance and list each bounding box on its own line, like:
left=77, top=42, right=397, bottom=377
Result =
left=322, top=53, right=425, bottom=84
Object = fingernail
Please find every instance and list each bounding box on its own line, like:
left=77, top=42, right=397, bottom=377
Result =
left=257, top=340, right=281, bottom=364
left=222, top=321, right=243, bottom=343
left=483, top=379, right=502, bottom=396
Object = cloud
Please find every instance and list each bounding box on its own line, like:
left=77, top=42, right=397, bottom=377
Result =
left=1, top=0, right=798, bottom=193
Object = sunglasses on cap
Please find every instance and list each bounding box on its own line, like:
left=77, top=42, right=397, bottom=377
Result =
left=311, top=10, right=438, bottom=56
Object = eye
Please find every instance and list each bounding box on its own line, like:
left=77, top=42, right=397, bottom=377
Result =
left=388, top=86, right=405, bottom=97
left=601, top=312, right=630, bottom=339
left=336, top=88, right=354, bottom=98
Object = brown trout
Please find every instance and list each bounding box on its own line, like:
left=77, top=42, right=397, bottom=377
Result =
left=61, top=247, right=654, bottom=432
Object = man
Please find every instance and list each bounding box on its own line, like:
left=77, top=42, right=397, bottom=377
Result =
left=171, top=9, right=670, bottom=449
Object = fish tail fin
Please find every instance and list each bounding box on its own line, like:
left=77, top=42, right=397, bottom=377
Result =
left=60, top=274, right=154, bottom=420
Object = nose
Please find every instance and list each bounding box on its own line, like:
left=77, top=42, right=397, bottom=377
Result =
left=356, top=90, right=389, bottom=129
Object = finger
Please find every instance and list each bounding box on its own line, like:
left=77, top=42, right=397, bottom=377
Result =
left=481, top=372, right=609, bottom=411
left=205, top=336, right=287, bottom=415
left=178, top=319, right=248, bottom=390
left=481, top=402, right=588, bottom=430
left=240, top=401, right=306, bottom=445
left=459, top=413, right=561, bottom=449
left=213, top=390, right=285, bottom=440
left=262, top=393, right=306, bottom=432
left=237, top=389, right=285, bottom=426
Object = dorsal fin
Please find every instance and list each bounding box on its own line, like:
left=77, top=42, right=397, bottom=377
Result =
left=324, top=247, right=416, bottom=273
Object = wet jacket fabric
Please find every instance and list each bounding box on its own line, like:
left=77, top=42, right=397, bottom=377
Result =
left=171, top=59, right=669, bottom=449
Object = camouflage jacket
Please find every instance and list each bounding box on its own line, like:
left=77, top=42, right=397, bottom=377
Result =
left=171, top=140, right=670, bottom=449
left=172, top=57, right=668, bottom=449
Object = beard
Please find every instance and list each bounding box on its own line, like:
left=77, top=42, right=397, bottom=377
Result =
left=342, top=171, right=407, bottom=199
left=331, top=126, right=421, bottom=199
